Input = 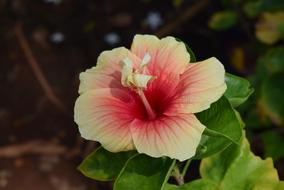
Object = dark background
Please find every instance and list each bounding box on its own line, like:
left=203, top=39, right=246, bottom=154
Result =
left=0, top=0, right=283, bottom=189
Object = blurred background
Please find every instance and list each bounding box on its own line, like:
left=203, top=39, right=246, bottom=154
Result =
left=0, top=0, right=284, bottom=189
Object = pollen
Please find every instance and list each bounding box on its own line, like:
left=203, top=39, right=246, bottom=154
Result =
left=120, top=53, right=156, bottom=89
left=120, top=53, right=157, bottom=119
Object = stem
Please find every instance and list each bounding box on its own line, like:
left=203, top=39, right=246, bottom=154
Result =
left=181, top=159, right=192, bottom=177
left=155, top=0, right=209, bottom=37
left=14, top=23, right=66, bottom=112
left=172, top=166, right=184, bottom=186
left=137, top=89, right=156, bottom=119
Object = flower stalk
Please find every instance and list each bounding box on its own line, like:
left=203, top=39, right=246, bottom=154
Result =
left=181, top=159, right=192, bottom=177
left=172, top=165, right=185, bottom=186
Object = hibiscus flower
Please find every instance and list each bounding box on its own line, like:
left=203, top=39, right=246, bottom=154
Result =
left=74, top=34, right=226, bottom=161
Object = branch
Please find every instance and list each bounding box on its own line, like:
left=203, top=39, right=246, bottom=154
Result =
left=0, top=140, right=67, bottom=158
left=181, top=159, right=192, bottom=177
left=172, top=165, right=185, bottom=186
left=155, top=0, right=210, bottom=37
left=14, top=23, right=66, bottom=112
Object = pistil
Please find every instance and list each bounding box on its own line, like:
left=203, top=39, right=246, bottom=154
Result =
left=137, top=88, right=156, bottom=120
left=120, top=53, right=157, bottom=119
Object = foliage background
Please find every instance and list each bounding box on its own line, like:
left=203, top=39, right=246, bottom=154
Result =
left=0, top=0, right=283, bottom=189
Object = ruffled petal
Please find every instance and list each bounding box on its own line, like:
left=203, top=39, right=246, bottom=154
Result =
left=74, top=88, right=142, bottom=152
left=130, top=34, right=190, bottom=76
left=130, top=114, right=205, bottom=161
left=166, top=57, right=226, bottom=115
left=79, top=47, right=141, bottom=94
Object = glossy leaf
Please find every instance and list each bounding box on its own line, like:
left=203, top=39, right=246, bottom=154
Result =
left=208, top=11, right=237, bottom=31
left=203, top=127, right=239, bottom=145
left=200, top=134, right=283, bottom=190
left=78, top=147, right=136, bottom=181
left=261, top=72, right=284, bottom=125
left=234, top=109, right=245, bottom=129
left=194, top=97, right=242, bottom=159
left=114, top=154, right=175, bottom=190
left=164, top=180, right=218, bottom=190
left=225, top=73, right=254, bottom=107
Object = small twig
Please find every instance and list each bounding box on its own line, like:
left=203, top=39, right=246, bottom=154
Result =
left=14, top=23, right=66, bottom=112
left=181, top=159, right=192, bottom=177
left=172, top=165, right=184, bottom=186
left=0, top=140, right=67, bottom=158
left=155, top=0, right=210, bottom=37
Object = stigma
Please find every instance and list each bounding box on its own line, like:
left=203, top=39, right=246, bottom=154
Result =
left=120, top=53, right=156, bottom=89
left=120, top=53, right=157, bottom=119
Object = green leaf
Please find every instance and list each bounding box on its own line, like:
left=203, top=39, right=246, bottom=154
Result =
left=114, top=155, right=175, bottom=190
left=225, top=73, right=254, bottom=107
left=277, top=21, right=284, bottom=40
left=258, top=0, right=284, bottom=12
left=208, top=11, right=237, bottom=31
left=175, top=38, right=196, bottom=62
left=78, top=147, right=136, bottom=181
left=275, top=182, right=284, bottom=190
left=203, top=127, right=239, bottom=145
left=245, top=1, right=284, bottom=15
left=194, top=97, right=242, bottom=159
left=243, top=1, right=262, bottom=18
left=261, top=72, right=284, bottom=125
left=200, top=134, right=283, bottom=190
left=234, top=109, right=245, bottom=129
left=261, top=131, right=284, bottom=161
left=164, top=179, right=218, bottom=190
left=258, top=46, right=284, bottom=75
left=253, top=46, right=284, bottom=93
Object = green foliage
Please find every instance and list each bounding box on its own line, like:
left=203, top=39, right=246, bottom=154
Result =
left=257, top=0, right=284, bottom=12
left=251, top=47, right=284, bottom=125
left=164, top=134, right=284, bottom=190
left=225, top=73, right=254, bottom=107
left=164, top=179, right=218, bottom=190
left=114, top=155, right=175, bottom=190
left=261, top=72, right=284, bottom=124
left=278, top=22, right=284, bottom=40
left=244, top=0, right=284, bottom=16
left=199, top=134, right=283, bottom=190
left=208, top=11, right=237, bottom=31
left=194, top=97, right=242, bottom=159
left=78, top=147, right=136, bottom=181
left=261, top=131, right=284, bottom=161
left=243, top=1, right=262, bottom=18
left=78, top=9, right=284, bottom=187
left=257, top=47, right=284, bottom=75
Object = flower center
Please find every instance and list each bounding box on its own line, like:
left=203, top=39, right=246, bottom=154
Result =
left=137, top=88, right=156, bottom=119
left=120, top=53, right=157, bottom=120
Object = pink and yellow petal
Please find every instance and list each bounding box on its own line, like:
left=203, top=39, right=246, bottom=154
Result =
left=166, top=57, right=226, bottom=114
left=79, top=47, right=141, bottom=94
left=130, top=114, right=205, bottom=161
left=74, top=89, right=139, bottom=152
left=130, top=34, right=190, bottom=76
